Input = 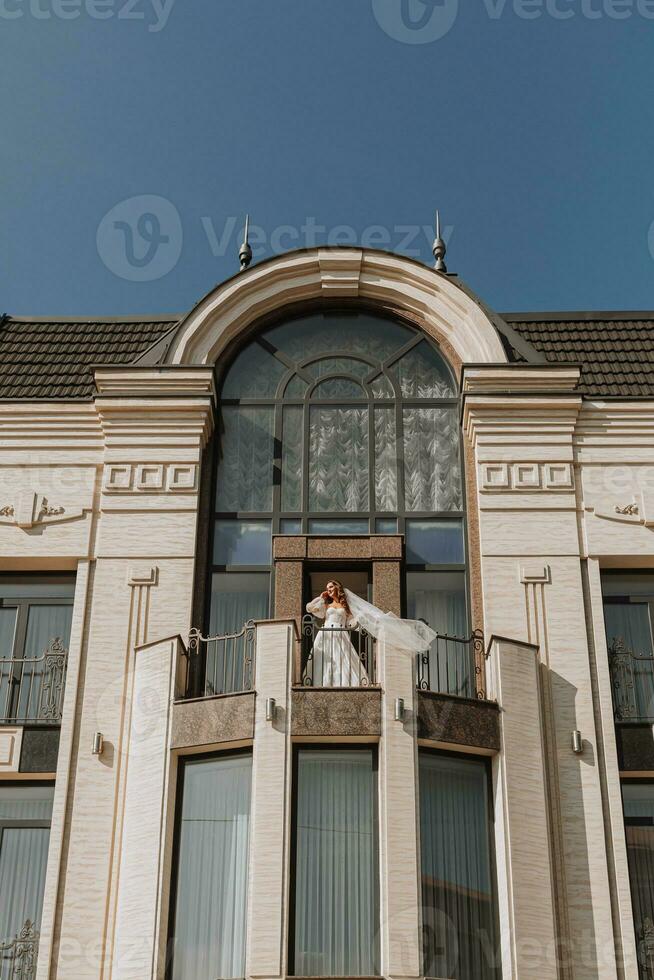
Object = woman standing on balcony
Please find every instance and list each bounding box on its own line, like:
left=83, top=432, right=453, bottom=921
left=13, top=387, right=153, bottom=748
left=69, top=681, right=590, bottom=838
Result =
left=305, top=581, right=368, bottom=687
left=305, top=580, right=438, bottom=688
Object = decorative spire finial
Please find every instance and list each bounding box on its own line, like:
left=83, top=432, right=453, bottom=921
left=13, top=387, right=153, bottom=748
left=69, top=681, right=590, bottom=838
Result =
left=432, top=210, right=447, bottom=273
left=239, top=214, right=252, bottom=271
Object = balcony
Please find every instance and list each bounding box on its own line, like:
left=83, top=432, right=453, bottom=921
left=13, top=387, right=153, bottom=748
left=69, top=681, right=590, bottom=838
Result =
left=415, top=628, right=486, bottom=700
left=0, top=638, right=68, bottom=726
left=182, top=622, right=256, bottom=699
left=609, top=638, right=654, bottom=723
left=0, top=919, right=39, bottom=980
left=299, top=614, right=377, bottom=688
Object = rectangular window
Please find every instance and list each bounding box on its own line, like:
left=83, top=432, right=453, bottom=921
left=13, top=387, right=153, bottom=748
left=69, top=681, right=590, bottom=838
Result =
left=203, top=573, right=269, bottom=695
left=292, top=748, right=379, bottom=976
left=622, top=782, right=654, bottom=978
left=170, top=753, right=252, bottom=980
left=213, top=520, right=272, bottom=567
left=0, top=784, right=54, bottom=950
left=419, top=753, right=499, bottom=979
left=408, top=572, right=471, bottom=696
left=0, top=576, right=74, bottom=725
left=602, top=574, right=654, bottom=723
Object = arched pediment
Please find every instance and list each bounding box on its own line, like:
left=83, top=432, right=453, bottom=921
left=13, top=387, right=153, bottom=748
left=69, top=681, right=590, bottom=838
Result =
left=164, top=247, right=510, bottom=367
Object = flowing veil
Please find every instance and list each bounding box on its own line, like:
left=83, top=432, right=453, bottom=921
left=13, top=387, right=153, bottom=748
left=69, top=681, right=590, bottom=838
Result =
left=344, top=588, right=436, bottom=653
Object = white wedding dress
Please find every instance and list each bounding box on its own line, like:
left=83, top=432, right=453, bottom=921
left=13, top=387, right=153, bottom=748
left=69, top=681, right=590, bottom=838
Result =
left=305, top=596, right=370, bottom=687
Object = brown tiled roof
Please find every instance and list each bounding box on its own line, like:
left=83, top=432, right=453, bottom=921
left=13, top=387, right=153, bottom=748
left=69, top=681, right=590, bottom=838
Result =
left=0, top=310, right=652, bottom=400
left=504, top=312, right=654, bottom=397
left=0, top=316, right=178, bottom=399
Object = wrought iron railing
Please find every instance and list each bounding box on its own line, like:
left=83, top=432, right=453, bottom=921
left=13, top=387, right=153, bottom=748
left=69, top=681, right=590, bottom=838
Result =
left=0, top=920, right=39, bottom=980
left=609, top=638, right=654, bottom=723
left=300, top=614, right=377, bottom=687
left=416, top=629, right=485, bottom=700
left=184, top=622, right=256, bottom=699
left=0, top=639, right=68, bottom=725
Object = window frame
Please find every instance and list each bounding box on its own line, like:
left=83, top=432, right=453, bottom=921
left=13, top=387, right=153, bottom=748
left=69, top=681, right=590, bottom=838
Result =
left=288, top=742, right=381, bottom=978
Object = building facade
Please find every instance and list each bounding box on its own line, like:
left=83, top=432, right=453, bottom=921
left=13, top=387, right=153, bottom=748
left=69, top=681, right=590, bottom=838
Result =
left=1, top=246, right=653, bottom=980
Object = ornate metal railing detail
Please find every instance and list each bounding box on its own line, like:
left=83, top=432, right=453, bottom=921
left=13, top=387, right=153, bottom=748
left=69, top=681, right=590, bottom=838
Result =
left=0, top=920, right=39, bottom=980
left=185, top=622, right=256, bottom=699
left=609, top=637, right=654, bottom=723
left=416, top=629, right=485, bottom=700
left=0, top=638, right=68, bottom=725
left=301, top=614, right=377, bottom=688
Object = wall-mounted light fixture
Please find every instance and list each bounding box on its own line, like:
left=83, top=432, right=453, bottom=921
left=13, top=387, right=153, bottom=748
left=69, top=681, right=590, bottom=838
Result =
left=572, top=730, right=583, bottom=754
left=266, top=698, right=276, bottom=722
left=92, top=732, right=104, bottom=757
left=394, top=698, right=405, bottom=722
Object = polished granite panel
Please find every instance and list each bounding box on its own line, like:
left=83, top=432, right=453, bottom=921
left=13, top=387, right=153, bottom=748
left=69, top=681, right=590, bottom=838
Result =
left=417, top=690, right=500, bottom=752
left=171, top=691, right=255, bottom=749
left=291, top=688, right=382, bottom=737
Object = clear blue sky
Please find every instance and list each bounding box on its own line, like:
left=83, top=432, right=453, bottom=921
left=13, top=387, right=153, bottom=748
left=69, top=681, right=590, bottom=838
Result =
left=1, top=0, right=653, bottom=316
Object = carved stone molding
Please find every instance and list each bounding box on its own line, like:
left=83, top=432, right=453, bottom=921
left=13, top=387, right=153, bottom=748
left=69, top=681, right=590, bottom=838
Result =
left=103, top=463, right=198, bottom=494
left=586, top=490, right=654, bottom=527
left=480, top=462, right=574, bottom=492
left=0, top=492, right=78, bottom=530
left=0, top=727, right=22, bottom=772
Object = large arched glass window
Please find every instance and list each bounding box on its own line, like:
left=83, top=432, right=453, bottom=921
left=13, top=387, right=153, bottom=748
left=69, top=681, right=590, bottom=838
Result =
left=210, top=310, right=469, bottom=690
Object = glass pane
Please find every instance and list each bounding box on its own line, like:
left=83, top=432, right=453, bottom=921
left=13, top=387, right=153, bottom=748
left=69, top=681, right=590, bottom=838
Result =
left=281, top=406, right=303, bottom=512
left=264, top=312, right=413, bottom=364
left=403, top=407, right=462, bottom=512
left=408, top=572, right=471, bottom=696
left=214, top=520, right=271, bottom=566
left=313, top=378, right=366, bottom=399
left=293, top=749, right=379, bottom=977
left=622, top=784, right=654, bottom=980
left=280, top=519, right=302, bottom=534
left=216, top=407, right=275, bottom=512
left=222, top=342, right=287, bottom=398
left=16, top=603, right=73, bottom=722
left=375, top=518, right=397, bottom=534
left=370, top=374, right=394, bottom=398
left=0, top=785, right=54, bottom=944
left=285, top=375, right=308, bottom=398
left=374, top=407, right=397, bottom=512
left=306, top=357, right=371, bottom=380
left=206, top=574, right=268, bottom=695
left=604, top=601, right=654, bottom=722
left=420, top=754, right=497, bottom=980
left=172, top=755, right=252, bottom=980
left=0, top=607, right=17, bottom=722
left=309, top=406, right=369, bottom=512
left=390, top=340, right=456, bottom=398
left=0, top=579, right=75, bottom=599
left=308, top=519, right=369, bottom=535
left=406, top=520, right=465, bottom=565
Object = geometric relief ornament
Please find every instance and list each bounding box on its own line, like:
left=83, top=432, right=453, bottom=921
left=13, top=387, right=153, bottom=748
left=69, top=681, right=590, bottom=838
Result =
left=480, top=462, right=574, bottom=492
left=103, top=463, right=198, bottom=493
left=0, top=492, right=80, bottom=530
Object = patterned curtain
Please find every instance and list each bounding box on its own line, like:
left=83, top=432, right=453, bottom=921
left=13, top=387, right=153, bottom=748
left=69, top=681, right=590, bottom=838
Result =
left=403, top=407, right=462, bottom=512
left=0, top=786, right=54, bottom=943
left=216, top=407, right=275, bottom=512
left=281, top=406, right=303, bottom=512
left=309, top=406, right=369, bottom=512
left=374, top=407, right=398, bottom=512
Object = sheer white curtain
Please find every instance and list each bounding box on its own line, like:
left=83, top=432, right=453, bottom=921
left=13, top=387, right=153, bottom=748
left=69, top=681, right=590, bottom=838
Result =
left=419, top=753, right=498, bottom=980
left=0, top=786, right=54, bottom=943
left=171, top=754, right=252, bottom=980
left=20, top=604, right=73, bottom=720
left=622, top=784, right=654, bottom=977
left=293, top=750, right=379, bottom=977
left=604, top=602, right=654, bottom=719
left=408, top=576, right=470, bottom=696
left=207, top=574, right=268, bottom=695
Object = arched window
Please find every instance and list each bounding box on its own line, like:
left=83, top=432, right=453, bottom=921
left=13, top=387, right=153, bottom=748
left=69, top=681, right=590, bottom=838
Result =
left=209, top=310, right=469, bottom=692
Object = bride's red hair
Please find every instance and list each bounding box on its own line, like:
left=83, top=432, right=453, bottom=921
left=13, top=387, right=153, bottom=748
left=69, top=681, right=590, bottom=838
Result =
left=327, top=579, right=351, bottom=616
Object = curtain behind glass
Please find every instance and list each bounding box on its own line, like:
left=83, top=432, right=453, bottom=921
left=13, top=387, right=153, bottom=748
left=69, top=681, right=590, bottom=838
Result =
left=403, top=407, right=462, bottom=512
left=293, top=749, right=379, bottom=977
left=216, top=407, right=275, bottom=512
left=623, top=784, right=654, bottom=979
left=0, top=786, right=54, bottom=944
left=408, top=574, right=470, bottom=696
left=17, top=604, right=73, bottom=721
left=309, top=407, right=369, bottom=512
left=206, top=574, right=269, bottom=695
left=172, top=754, right=252, bottom=980
left=420, top=754, right=498, bottom=980
left=604, top=603, right=654, bottom=720
left=0, top=607, right=17, bottom=723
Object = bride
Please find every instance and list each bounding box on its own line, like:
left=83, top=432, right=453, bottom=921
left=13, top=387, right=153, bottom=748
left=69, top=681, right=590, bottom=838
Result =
left=305, top=579, right=437, bottom=688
